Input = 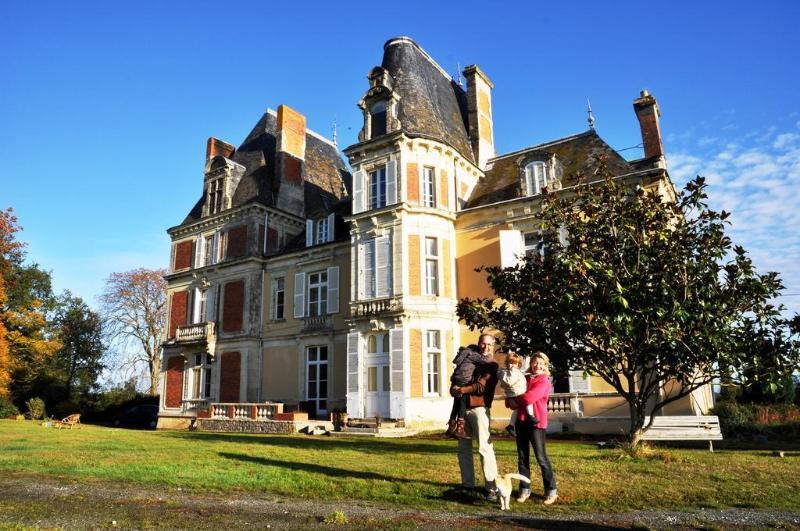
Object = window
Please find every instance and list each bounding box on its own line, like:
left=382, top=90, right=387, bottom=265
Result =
left=424, top=237, right=439, bottom=296
left=316, top=217, right=329, bottom=244
left=203, top=234, right=215, bottom=266
left=191, top=353, right=212, bottom=399
left=306, top=346, right=328, bottom=414
left=370, top=101, right=387, bottom=138
left=208, top=178, right=224, bottom=214
left=197, top=290, right=207, bottom=324
left=523, top=232, right=540, bottom=258
left=370, top=167, right=387, bottom=209
left=422, top=167, right=436, bottom=207
left=307, top=271, right=328, bottom=316
left=362, top=236, right=391, bottom=299
left=424, top=330, right=441, bottom=395
left=272, top=277, right=285, bottom=320
left=524, top=161, right=549, bottom=196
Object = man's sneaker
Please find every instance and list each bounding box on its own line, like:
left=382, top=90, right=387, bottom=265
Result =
left=516, top=490, right=530, bottom=503
left=543, top=494, right=558, bottom=505
left=484, top=489, right=498, bottom=502
left=504, top=424, right=516, bottom=437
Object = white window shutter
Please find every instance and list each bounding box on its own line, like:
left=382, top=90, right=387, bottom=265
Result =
left=326, top=213, right=335, bottom=242
left=192, top=288, right=202, bottom=323
left=364, top=240, right=375, bottom=299
left=499, top=230, right=523, bottom=268
left=386, top=160, right=397, bottom=205
left=269, top=280, right=277, bottom=321
left=390, top=327, right=404, bottom=392
left=352, top=170, right=365, bottom=214
left=305, top=220, right=314, bottom=247
left=263, top=213, right=269, bottom=252
left=293, top=272, right=306, bottom=318
left=569, top=370, right=591, bottom=393
left=347, top=332, right=360, bottom=393
left=326, top=266, right=339, bottom=314
left=375, top=235, right=390, bottom=298
left=357, top=242, right=366, bottom=299
left=211, top=231, right=219, bottom=264
left=194, top=236, right=203, bottom=268
left=206, top=285, right=216, bottom=321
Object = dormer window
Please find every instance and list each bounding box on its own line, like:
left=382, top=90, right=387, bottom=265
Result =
left=208, top=178, right=224, bottom=214
left=524, top=161, right=549, bottom=196
left=305, top=214, right=335, bottom=247
left=370, top=101, right=387, bottom=138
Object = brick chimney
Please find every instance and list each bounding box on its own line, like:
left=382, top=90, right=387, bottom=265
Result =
left=277, top=104, right=307, bottom=161
left=206, top=137, right=235, bottom=160
left=274, top=104, right=307, bottom=218
left=463, top=64, right=495, bottom=170
left=633, top=89, right=664, bottom=163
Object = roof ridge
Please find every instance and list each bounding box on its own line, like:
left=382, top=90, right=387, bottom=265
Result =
left=384, top=36, right=454, bottom=85
left=265, top=108, right=338, bottom=148
left=490, top=130, right=595, bottom=162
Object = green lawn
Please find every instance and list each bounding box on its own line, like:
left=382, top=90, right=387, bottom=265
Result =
left=1, top=420, right=799, bottom=514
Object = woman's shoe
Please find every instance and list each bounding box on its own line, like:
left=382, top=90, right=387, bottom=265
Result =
left=543, top=494, right=558, bottom=505
left=516, top=490, right=530, bottom=502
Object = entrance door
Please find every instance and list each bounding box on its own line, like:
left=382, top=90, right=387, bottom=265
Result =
left=306, top=346, right=328, bottom=416
left=364, top=333, right=390, bottom=418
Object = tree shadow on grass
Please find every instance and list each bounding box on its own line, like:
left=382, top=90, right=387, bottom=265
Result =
left=478, top=515, right=626, bottom=530
left=163, top=431, right=457, bottom=455
left=219, top=451, right=446, bottom=487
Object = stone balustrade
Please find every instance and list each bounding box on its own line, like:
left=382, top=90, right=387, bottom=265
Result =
left=175, top=322, right=216, bottom=343
left=210, top=402, right=284, bottom=420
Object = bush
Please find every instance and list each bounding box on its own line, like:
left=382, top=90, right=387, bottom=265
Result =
left=0, top=396, right=20, bottom=418
left=25, top=397, right=46, bottom=420
left=713, top=399, right=800, bottom=439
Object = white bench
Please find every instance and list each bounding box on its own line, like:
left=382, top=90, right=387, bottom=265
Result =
left=641, top=415, right=723, bottom=451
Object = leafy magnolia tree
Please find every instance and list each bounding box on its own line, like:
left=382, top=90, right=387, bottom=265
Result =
left=457, top=160, right=800, bottom=445
left=53, top=292, right=105, bottom=400
left=100, top=268, right=167, bottom=395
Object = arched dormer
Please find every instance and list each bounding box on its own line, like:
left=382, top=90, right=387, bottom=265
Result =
left=202, top=156, right=246, bottom=217
left=518, top=153, right=563, bottom=197
left=358, top=67, right=401, bottom=142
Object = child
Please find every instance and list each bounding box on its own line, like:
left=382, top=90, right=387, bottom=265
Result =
left=445, top=344, right=484, bottom=439
left=498, top=353, right=536, bottom=437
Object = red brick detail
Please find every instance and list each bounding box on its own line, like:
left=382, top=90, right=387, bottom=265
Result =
left=439, top=169, right=449, bottom=210
left=250, top=405, right=258, bottom=419
left=275, top=412, right=308, bottom=421
left=168, top=290, right=189, bottom=339
left=267, top=227, right=278, bottom=252
left=174, top=240, right=194, bottom=270
left=283, top=155, right=302, bottom=184
left=165, top=356, right=184, bottom=408
left=222, top=280, right=245, bottom=333
left=196, top=408, right=211, bottom=418
left=226, top=225, right=248, bottom=258
left=407, top=163, right=419, bottom=204
left=220, top=351, right=241, bottom=403
left=206, top=137, right=235, bottom=160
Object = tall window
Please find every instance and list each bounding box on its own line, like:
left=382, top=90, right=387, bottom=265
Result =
left=191, top=353, right=212, bottom=399
left=422, top=167, right=436, bottom=207
left=424, top=330, right=441, bottom=395
left=362, top=237, right=391, bottom=299
left=203, top=234, right=214, bottom=266
left=316, top=217, right=329, bottom=244
left=367, top=333, right=390, bottom=394
left=306, top=346, right=328, bottom=414
left=307, top=271, right=328, bottom=316
left=524, top=161, right=549, bottom=196
left=370, top=101, right=387, bottom=138
left=272, top=277, right=285, bottom=320
left=424, top=237, right=439, bottom=296
left=370, top=167, right=387, bottom=209
left=197, top=290, right=207, bottom=323
left=208, top=179, right=224, bottom=214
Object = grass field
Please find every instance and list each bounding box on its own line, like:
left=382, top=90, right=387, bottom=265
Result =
left=1, top=420, right=799, bottom=514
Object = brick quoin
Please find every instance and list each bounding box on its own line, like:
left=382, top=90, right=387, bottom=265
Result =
left=222, top=280, right=245, bottom=333
left=407, top=163, right=419, bottom=204
left=439, top=169, right=449, bottom=210
left=174, top=240, right=194, bottom=270
left=165, top=356, right=184, bottom=408
left=169, top=290, right=189, bottom=338
left=220, top=352, right=241, bottom=403
left=226, top=225, right=248, bottom=258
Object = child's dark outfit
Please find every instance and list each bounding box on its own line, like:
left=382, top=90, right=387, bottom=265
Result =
left=446, top=345, right=484, bottom=439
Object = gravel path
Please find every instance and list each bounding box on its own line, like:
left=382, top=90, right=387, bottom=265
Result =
left=2, top=474, right=799, bottom=530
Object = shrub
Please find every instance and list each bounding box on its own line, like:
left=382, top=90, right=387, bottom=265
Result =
left=322, top=511, right=348, bottom=525
left=0, top=396, right=20, bottom=418
left=25, top=397, right=46, bottom=420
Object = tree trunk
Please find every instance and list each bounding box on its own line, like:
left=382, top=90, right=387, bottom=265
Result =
left=628, top=400, right=646, bottom=447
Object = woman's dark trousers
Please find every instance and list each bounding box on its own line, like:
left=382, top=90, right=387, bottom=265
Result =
left=515, top=420, right=557, bottom=495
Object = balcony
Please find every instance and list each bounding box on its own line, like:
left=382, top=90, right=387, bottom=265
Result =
left=210, top=402, right=284, bottom=420
left=350, top=298, right=399, bottom=318
left=302, top=314, right=333, bottom=331
left=175, top=322, right=216, bottom=344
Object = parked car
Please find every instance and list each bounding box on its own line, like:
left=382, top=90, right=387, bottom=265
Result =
left=112, top=404, right=159, bottom=429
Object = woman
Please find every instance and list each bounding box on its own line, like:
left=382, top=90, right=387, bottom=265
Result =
left=510, top=351, right=557, bottom=505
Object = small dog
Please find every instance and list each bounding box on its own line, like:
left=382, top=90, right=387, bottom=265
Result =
left=495, top=472, right=531, bottom=510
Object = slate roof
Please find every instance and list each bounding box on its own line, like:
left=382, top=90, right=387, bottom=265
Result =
left=182, top=111, right=350, bottom=224
left=380, top=37, right=475, bottom=164
left=465, top=130, right=633, bottom=208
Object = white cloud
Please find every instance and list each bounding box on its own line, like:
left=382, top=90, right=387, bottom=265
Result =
left=773, top=133, right=799, bottom=149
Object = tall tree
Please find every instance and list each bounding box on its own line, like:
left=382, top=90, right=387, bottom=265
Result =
left=100, top=268, right=167, bottom=395
left=457, top=163, right=800, bottom=446
left=53, top=293, right=105, bottom=400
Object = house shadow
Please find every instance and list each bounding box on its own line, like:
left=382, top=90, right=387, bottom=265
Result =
left=219, top=451, right=445, bottom=487
left=478, top=515, right=626, bottom=530
left=163, top=431, right=455, bottom=455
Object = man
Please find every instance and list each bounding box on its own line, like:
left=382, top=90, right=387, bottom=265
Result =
left=451, top=333, right=499, bottom=499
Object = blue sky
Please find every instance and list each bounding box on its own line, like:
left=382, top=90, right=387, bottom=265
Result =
left=3, top=1, right=799, bottom=315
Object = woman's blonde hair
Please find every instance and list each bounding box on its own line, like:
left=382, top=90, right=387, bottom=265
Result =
left=530, top=351, right=551, bottom=376
left=504, top=352, right=522, bottom=369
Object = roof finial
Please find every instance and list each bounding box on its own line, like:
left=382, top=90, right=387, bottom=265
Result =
left=587, top=100, right=596, bottom=130
left=332, top=116, right=338, bottom=147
